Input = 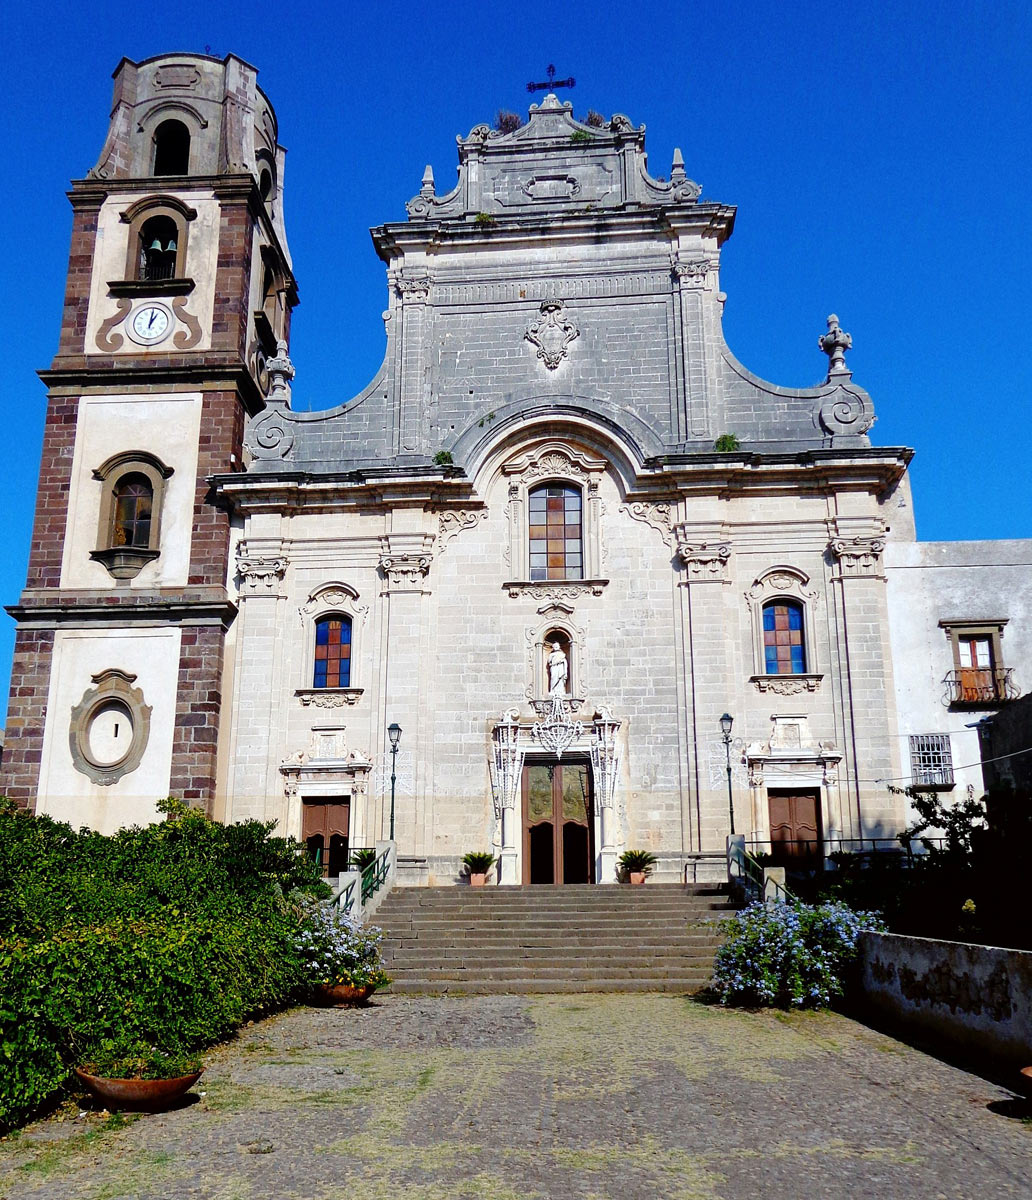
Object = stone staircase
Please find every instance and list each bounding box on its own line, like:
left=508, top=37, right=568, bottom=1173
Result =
left=375, top=882, right=733, bottom=994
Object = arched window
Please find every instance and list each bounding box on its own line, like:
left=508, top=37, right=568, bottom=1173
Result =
left=259, top=167, right=273, bottom=201
left=528, top=484, right=582, bottom=581
left=763, top=600, right=806, bottom=674
left=313, top=615, right=353, bottom=688
left=111, top=474, right=153, bottom=548
left=153, top=119, right=191, bottom=176
left=138, top=214, right=179, bottom=281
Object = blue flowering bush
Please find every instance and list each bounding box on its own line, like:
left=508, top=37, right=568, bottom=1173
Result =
left=712, top=900, right=885, bottom=1008
left=295, top=900, right=391, bottom=991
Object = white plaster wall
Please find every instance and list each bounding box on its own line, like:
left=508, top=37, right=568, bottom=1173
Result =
left=84, top=190, right=220, bottom=354
left=61, top=392, right=202, bottom=590
left=36, top=628, right=181, bottom=834
left=885, top=540, right=1032, bottom=812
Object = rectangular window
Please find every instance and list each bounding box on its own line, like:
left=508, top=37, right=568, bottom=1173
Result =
left=528, top=485, right=583, bottom=581
left=314, top=618, right=351, bottom=688
left=762, top=601, right=806, bottom=674
left=909, top=734, right=955, bottom=789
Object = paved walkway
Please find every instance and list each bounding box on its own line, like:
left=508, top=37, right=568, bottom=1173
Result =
left=1, top=995, right=1029, bottom=1199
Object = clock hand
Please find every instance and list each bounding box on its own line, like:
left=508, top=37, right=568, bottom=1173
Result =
left=147, top=310, right=157, bottom=330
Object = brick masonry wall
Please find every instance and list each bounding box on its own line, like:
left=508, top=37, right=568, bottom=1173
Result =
left=0, top=629, right=56, bottom=806
left=58, top=198, right=102, bottom=356
left=169, top=624, right=226, bottom=808
left=24, top=395, right=79, bottom=590
left=189, top=389, right=243, bottom=587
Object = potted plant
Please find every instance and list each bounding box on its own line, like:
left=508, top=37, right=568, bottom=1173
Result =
left=618, top=849, right=658, bottom=885
left=297, top=900, right=391, bottom=1006
left=462, top=851, right=496, bottom=886
left=75, top=1043, right=203, bottom=1112
left=350, top=847, right=376, bottom=872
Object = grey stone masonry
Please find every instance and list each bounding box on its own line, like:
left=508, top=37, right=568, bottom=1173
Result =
left=243, top=94, right=879, bottom=478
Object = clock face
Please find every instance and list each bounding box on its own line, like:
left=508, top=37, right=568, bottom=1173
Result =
left=129, top=304, right=172, bottom=345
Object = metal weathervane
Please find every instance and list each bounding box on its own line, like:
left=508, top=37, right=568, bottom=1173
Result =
left=527, top=64, right=575, bottom=94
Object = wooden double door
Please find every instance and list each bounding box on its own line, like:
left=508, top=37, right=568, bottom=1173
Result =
left=767, top=789, right=821, bottom=863
left=302, top=797, right=351, bottom=877
left=522, top=759, right=595, bottom=884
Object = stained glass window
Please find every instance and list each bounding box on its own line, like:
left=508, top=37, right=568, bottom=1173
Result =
left=763, top=600, right=805, bottom=674
left=313, top=616, right=352, bottom=688
left=528, top=484, right=582, bottom=581
left=112, top=474, right=153, bottom=548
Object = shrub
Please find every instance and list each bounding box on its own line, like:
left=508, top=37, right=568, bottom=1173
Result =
left=585, top=109, right=605, bottom=128
left=714, top=433, right=741, bottom=452
left=294, top=902, right=391, bottom=990
left=432, top=450, right=454, bottom=466
left=350, top=847, right=377, bottom=871
left=494, top=110, right=522, bottom=134
left=0, top=799, right=327, bottom=1129
left=712, top=900, right=884, bottom=1009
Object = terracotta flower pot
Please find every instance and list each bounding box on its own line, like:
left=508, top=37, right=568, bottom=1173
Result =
left=469, top=872, right=488, bottom=887
left=74, top=1067, right=203, bottom=1112
left=311, top=982, right=375, bottom=1007
left=629, top=871, right=647, bottom=885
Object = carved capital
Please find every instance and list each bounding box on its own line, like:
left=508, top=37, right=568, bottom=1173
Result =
left=674, top=526, right=731, bottom=579
left=395, top=275, right=431, bottom=299
left=830, top=535, right=886, bottom=578
left=379, top=553, right=433, bottom=591
left=671, top=257, right=711, bottom=286
left=237, top=546, right=287, bottom=592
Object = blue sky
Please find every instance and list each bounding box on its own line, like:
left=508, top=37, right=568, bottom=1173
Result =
left=1, top=0, right=1029, bottom=720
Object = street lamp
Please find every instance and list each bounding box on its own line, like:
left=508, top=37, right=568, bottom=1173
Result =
left=386, top=720, right=403, bottom=844
left=719, top=713, right=735, bottom=836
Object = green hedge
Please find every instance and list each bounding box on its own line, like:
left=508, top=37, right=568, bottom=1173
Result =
left=0, top=799, right=327, bottom=1130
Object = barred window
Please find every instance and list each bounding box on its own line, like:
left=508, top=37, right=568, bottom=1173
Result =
left=909, top=734, right=954, bottom=789
left=763, top=600, right=806, bottom=674
left=528, top=484, right=582, bottom=581
left=314, top=616, right=352, bottom=688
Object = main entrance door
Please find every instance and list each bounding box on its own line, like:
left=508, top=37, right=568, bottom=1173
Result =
left=522, top=760, right=594, bottom=884
left=302, top=797, right=351, bottom=877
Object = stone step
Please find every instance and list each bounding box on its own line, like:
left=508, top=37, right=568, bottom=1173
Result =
left=384, top=950, right=715, bottom=969
left=387, top=964, right=714, bottom=981
left=384, top=936, right=724, bottom=951
left=385, top=978, right=711, bottom=995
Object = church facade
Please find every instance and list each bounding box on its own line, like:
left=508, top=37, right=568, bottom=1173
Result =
left=3, top=52, right=1029, bottom=885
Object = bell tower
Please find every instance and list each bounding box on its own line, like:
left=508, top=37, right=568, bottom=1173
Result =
left=1, top=53, right=297, bottom=829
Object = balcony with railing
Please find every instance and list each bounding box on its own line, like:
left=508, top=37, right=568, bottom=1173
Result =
left=943, top=666, right=1019, bottom=707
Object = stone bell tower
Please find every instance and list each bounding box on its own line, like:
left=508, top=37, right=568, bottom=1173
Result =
left=0, top=53, right=297, bottom=830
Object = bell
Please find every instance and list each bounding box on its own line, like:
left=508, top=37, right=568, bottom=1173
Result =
left=148, top=238, right=163, bottom=251
left=166, top=238, right=177, bottom=252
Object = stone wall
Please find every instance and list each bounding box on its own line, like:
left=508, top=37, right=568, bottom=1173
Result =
left=858, top=930, right=1032, bottom=1066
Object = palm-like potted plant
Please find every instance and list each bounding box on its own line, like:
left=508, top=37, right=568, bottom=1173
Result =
left=462, top=851, right=496, bottom=887
left=75, top=1042, right=203, bottom=1112
left=618, top=849, right=658, bottom=885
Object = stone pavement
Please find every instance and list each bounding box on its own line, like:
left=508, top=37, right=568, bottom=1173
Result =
left=1, top=994, right=1029, bottom=1199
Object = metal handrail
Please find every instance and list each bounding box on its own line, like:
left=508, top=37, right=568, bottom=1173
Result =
left=333, top=876, right=357, bottom=916
left=361, top=845, right=392, bottom=903
left=743, top=836, right=949, bottom=861
left=728, top=838, right=796, bottom=904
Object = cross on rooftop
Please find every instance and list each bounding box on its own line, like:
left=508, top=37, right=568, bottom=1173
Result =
left=527, top=64, right=575, bottom=93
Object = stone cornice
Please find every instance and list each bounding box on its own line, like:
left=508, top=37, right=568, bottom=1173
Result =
left=39, top=359, right=266, bottom=414
left=7, top=591, right=236, bottom=629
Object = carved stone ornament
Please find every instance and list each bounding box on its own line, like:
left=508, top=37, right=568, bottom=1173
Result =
left=830, top=535, right=886, bottom=578
left=532, top=694, right=585, bottom=760
left=395, top=275, right=431, bottom=299
left=154, top=65, right=201, bottom=90
left=819, top=313, right=852, bottom=376
left=817, top=386, right=875, bottom=438
left=379, top=553, right=432, bottom=591
left=299, top=583, right=368, bottom=620
left=750, top=674, right=823, bottom=696
left=295, top=688, right=364, bottom=708
left=525, top=299, right=579, bottom=370
left=68, top=669, right=152, bottom=787
left=521, top=175, right=581, bottom=202
left=245, top=409, right=295, bottom=461
left=674, top=530, right=731, bottom=580
left=505, top=581, right=606, bottom=600
left=672, top=258, right=711, bottom=286
left=621, top=501, right=674, bottom=545
left=237, top=545, right=287, bottom=592
left=437, top=508, right=487, bottom=551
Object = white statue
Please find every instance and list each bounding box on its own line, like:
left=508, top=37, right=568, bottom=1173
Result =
left=547, top=642, right=569, bottom=695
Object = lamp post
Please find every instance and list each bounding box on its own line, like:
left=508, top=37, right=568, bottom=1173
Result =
left=388, top=720, right=400, bottom=844
left=719, top=713, right=735, bottom=837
